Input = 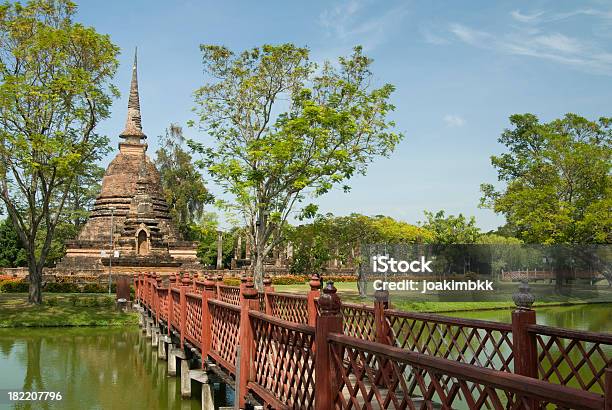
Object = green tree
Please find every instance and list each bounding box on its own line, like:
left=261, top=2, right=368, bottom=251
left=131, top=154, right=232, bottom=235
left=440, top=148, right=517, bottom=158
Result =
left=481, top=113, right=611, bottom=244
left=155, top=124, right=213, bottom=238
left=0, top=218, right=27, bottom=267
left=0, top=0, right=119, bottom=303
left=65, top=164, right=105, bottom=227
left=190, top=44, right=402, bottom=288
left=422, top=210, right=481, bottom=244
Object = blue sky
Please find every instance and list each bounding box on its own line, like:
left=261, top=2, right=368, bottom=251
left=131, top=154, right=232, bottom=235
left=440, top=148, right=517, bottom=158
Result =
left=76, top=0, right=612, bottom=231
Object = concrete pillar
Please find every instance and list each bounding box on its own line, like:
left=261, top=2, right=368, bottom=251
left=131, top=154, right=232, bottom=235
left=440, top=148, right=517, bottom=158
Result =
left=180, top=358, right=191, bottom=397
left=138, top=312, right=144, bottom=326
left=158, top=338, right=167, bottom=360
left=201, top=374, right=214, bottom=410
left=168, top=346, right=178, bottom=376
left=151, top=328, right=158, bottom=347
left=145, top=320, right=152, bottom=337
left=245, top=235, right=251, bottom=260
left=216, top=231, right=223, bottom=269
left=235, top=235, right=242, bottom=260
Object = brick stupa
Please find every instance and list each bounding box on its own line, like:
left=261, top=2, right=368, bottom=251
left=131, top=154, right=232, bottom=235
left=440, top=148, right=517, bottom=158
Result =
left=58, top=51, right=200, bottom=274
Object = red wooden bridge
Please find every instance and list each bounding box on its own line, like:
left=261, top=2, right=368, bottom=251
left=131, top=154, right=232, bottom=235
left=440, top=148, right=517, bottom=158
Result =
left=135, top=272, right=612, bottom=409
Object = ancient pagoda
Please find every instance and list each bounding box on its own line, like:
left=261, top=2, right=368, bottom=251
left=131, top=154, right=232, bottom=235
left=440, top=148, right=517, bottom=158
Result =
left=58, top=51, right=200, bottom=274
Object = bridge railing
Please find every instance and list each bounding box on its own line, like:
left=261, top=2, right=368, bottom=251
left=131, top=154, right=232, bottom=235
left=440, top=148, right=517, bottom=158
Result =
left=138, top=273, right=612, bottom=409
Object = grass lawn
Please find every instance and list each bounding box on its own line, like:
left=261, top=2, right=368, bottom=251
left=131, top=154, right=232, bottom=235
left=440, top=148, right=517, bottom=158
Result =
left=274, top=281, right=612, bottom=313
left=0, top=293, right=138, bottom=327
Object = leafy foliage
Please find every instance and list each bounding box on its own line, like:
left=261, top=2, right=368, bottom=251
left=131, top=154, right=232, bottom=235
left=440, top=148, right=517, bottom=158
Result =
left=155, top=124, right=213, bottom=238
left=190, top=44, right=402, bottom=287
left=481, top=114, right=611, bottom=244
left=287, top=213, right=432, bottom=275
left=0, top=0, right=119, bottom=303
left=0, top=218, right=26, bottom=267
left=421, top=210, right=481, bottom=244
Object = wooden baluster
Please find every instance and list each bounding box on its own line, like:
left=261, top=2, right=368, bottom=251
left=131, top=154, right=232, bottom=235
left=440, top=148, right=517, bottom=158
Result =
left=605, top=367, right=612, bottom=410
left=263, top=274, right=274, bottom=315
left=239, top=273, right=247, bottom=296
left=307, top=273, right=321, bottom=327
left=315, top=281, right=343, bottom=410
left=237, top=276, right=258, bottom=409
left=201, top=275, right=216, bottom=366
left=179, top=274, right=191, bottom=349
left=374, top=289, right=393, bottom=386
left=216, top=274, right=223, bottom=299
left=511, top=281, right=538, bottom=409
left=192, top=272, right=199, bottom=291
left=155, top=274, right=162, bottom=323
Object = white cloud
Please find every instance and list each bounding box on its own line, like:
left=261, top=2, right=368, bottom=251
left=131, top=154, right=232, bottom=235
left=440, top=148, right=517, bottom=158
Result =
left=420, top=26, right=450, bottom=45
left=443, top=114, right=465, bottom=127
left=511, top=10, right=544, bottom=23
left=448, top=17, right=612, bottom=75
left=511, top=8, right=612, bottom=24
left=318, top=0, right=410, bottom=51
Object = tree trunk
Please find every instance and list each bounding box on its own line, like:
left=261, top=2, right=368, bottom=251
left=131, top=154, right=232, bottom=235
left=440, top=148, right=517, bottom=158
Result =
left=28, top=262, right=42, bottom=305
left=253, top=252, right=265, bottom=291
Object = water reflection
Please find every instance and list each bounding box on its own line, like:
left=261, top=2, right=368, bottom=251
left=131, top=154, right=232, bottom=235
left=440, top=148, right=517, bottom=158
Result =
left=0, top=327, right=232, bottom=410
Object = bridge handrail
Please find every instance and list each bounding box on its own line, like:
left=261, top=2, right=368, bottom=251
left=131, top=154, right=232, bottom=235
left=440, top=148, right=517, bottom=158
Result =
left=327, top=332, right=605, bottom=410
left=385, top=308, right=513, bottom=331
left=527, top=323, right=612, bottom=344
left=249, top=310, right=315, bottom=335
left=208, top=297, right=241, bottom=313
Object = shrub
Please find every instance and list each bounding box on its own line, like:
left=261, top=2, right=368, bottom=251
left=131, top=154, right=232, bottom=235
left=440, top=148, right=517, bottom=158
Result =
left=321, top=274, right=357, bottom=283
left=222, top=278, right=240, bottom=286
left=44, top=282, right=80, bottom=293
left=82, top=283, right=107, bottom=293
left=0, top=279, right=29, bottom=292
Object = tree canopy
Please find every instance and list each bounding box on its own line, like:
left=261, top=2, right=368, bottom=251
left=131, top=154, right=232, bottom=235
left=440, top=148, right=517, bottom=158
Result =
left=0, top=0, right=119, bottom=303
left=155, top=123, right=213, bottom=238
left=481, top=114, right=611, bottom=244
left=190, top=43, right=402, bottom=288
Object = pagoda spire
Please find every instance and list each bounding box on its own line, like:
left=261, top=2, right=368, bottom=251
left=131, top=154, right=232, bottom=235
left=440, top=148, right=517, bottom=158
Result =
left=120, top=47, right=146, bottom=141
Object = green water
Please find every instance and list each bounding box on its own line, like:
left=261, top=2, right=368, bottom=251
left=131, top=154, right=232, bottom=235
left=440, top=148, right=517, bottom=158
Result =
left=0, top=327, right=233, bottom=410
left=447, top=302, right=612, bottom=331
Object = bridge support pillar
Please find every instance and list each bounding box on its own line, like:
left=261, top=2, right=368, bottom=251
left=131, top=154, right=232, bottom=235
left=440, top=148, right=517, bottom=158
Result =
left=151, top=328, right=159, bottom=346
left=180, top=358, right=192, bottom=397
left=145, top=319, right=152, bottom=338
left=168, top=346, right=178, bottom=376
left=168, top=345, right=186, bottom=377
left=190, top=370, right=214, bottom=409
left=158, top=338, right=167, bottom=360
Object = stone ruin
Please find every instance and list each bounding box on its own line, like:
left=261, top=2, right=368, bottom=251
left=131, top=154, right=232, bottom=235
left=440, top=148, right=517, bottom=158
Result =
left=56, top=50, right=200, bottom=276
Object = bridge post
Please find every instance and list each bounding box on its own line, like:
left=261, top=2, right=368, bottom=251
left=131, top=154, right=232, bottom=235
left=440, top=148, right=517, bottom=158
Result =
left=374, top=289, right=393, bottom=386
left=307, top=273, right=321, bottom=326
left=263, top=274, right=274, bottom=315
left=511, top=280, right=538, bottom=409
left=158, top=336, right=167, bottom=360
left=201, top=275, right=216, bottom=363
left=155, top=274, right=162, bottom=324
left=237, top=277, right=259, bottom=409
left=216, top=273, right=223, bottom=299
left=314, top=281, right=343, bottom=410
left=180, top=274, right=191, bottom=349
left=605, top=367, right=612, bottom=410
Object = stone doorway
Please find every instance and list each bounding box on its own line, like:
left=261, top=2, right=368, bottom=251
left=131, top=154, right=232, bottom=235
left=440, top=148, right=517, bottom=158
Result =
left=137, top=230, right=149, bottom=255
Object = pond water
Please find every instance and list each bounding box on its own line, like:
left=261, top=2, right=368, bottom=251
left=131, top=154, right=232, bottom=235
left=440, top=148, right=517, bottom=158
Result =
left=0, top=304, right=609, bottom=409
left=447, top=302, right=612, bottom=332
left=0, top=327, right=233, bottom=410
